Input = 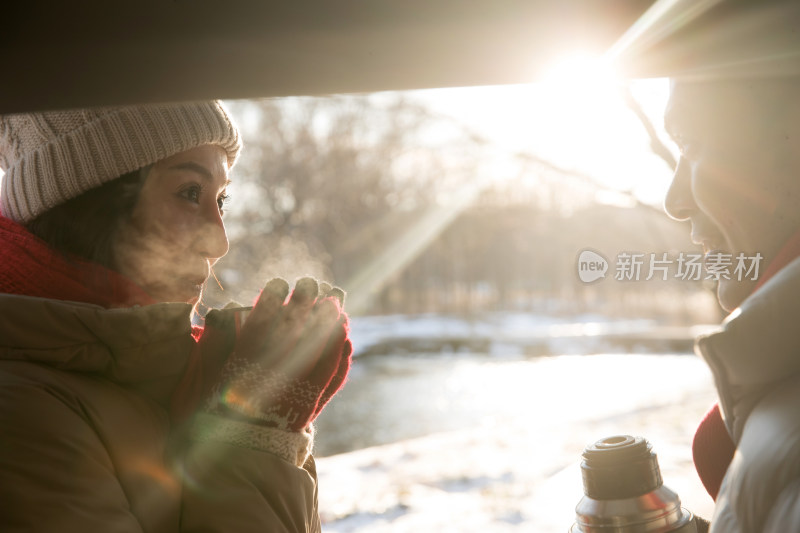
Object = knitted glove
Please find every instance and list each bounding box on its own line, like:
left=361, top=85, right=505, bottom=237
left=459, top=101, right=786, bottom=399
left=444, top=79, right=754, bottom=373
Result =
left=206, top=277, right=352, bottom=432
left=170, top=303, right=243, bottom=425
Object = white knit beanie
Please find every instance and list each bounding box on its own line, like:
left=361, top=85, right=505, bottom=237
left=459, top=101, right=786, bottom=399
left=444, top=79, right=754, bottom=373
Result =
left=0, top=100, right=242, bottom=223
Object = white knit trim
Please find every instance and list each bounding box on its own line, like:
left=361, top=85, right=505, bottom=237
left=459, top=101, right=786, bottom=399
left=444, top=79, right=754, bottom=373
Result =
left=206, top=359, right=323, bottom=432
left=190, top=412, right=314, bottom=467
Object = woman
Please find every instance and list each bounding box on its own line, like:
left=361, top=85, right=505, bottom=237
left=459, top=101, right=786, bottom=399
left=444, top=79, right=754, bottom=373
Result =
left=665, top=76, right=800, bottom=532
left=0, top=101, right=351, bottom=532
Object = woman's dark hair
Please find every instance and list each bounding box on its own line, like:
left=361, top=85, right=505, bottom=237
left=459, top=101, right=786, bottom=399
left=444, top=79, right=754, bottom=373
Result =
left=25, top=168, right=147, bottom=268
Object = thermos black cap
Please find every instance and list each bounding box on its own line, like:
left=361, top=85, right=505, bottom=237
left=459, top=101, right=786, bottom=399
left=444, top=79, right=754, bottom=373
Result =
left=580, top=435, right=663, bottom=500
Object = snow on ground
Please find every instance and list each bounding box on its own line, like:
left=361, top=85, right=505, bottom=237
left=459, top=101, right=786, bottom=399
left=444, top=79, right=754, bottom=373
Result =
left=313, top=313, right=719, bottom=531
left=348, top=311, right=716, bottom=358
left=347, top=312, right=662, bottom=355
left=315, top=353, right=718, bottom=532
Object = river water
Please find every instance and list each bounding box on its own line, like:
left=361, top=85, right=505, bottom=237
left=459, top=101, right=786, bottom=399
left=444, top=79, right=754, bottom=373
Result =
left=311, top=314, right=720, bottom=530
left=314, top=349, right=715, bottom=457
left=314, top=350, right=719, bottom=531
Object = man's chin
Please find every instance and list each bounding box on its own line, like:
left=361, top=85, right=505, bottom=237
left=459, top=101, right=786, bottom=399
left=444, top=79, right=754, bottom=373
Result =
left=717, top=278, right=758, bottom=313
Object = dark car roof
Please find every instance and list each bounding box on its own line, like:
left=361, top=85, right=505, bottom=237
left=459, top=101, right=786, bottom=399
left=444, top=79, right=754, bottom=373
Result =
left=2, top=0, right=800, bottom=113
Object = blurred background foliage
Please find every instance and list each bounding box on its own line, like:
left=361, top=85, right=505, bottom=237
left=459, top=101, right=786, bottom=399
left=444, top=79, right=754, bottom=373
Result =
left=202, top=89, right=720, bottom=324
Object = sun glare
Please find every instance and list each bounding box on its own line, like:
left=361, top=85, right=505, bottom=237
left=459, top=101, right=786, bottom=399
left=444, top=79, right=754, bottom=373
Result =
left=540, top=53, right=620, bottom=90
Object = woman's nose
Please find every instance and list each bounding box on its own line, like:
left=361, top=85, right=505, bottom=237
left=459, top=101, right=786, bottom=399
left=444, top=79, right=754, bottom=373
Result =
left=664, top=158, right=696, bottom=221
left=196, top=207, right=229, bottom=262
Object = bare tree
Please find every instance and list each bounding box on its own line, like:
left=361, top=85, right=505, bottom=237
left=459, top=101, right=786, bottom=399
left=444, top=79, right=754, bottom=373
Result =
left=204, top=95, right=457, bottom=307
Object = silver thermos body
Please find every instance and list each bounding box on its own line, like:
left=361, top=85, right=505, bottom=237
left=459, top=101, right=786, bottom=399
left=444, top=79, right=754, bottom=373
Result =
left=570, top=435, right=697, bottom=533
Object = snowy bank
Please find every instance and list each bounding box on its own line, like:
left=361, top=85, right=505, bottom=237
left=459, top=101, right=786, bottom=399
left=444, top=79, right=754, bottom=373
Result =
left=316, top=353, right=718, bottom=532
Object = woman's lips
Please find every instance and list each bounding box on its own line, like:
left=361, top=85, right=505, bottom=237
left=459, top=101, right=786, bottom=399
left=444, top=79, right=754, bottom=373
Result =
left=179, top=269, right=208, bottom=286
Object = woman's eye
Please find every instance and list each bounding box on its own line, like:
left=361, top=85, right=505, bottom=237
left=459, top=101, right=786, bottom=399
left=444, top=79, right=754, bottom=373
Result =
left=217, top=193, right=230, bottom=213
left=180, top=185, right=202, bottom=204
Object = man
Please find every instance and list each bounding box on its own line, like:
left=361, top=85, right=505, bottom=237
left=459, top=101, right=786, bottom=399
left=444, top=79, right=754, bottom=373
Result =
left=664, top=76, right=800, bottom=532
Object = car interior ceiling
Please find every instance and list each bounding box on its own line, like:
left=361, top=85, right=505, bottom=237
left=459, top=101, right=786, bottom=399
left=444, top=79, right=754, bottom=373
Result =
left=3, top=0, right=800, bottom=114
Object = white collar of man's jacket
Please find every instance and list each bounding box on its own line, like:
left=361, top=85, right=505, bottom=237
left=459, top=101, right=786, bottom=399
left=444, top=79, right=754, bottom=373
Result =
left=695, top=256, right=800, bottom=443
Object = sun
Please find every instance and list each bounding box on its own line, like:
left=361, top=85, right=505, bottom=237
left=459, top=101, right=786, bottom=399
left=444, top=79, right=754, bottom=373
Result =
left=540, top=52, right=620, bottom=90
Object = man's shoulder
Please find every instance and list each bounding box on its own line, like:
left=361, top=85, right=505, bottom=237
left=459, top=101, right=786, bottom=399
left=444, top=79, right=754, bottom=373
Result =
left=716, top=379, right=800, bottom=532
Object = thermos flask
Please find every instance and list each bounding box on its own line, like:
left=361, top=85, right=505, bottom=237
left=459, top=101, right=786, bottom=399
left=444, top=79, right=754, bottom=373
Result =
left=570, top=435, right=697, bottom=533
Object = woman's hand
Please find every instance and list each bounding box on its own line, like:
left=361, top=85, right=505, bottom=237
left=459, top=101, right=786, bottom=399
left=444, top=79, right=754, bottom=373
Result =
left=207, top=277, right=352, bottom=432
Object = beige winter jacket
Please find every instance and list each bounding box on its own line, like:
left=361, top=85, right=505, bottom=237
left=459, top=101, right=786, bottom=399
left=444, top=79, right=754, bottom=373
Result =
left=696, top=257, right=800, bottom=533
left=0, top=293, right=321, bottom=532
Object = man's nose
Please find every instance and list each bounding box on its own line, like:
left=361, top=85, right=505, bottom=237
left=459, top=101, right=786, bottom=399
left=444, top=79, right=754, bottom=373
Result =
left=664, top=158, right=696, bottom=221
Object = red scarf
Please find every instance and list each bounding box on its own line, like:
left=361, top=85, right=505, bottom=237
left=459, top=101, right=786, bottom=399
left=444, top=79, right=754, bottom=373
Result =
left=693, top=229, right=800, bottom=500
left=0, top=215, right=218, bottom=421
left=0, top=216, right=155, bottom=307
